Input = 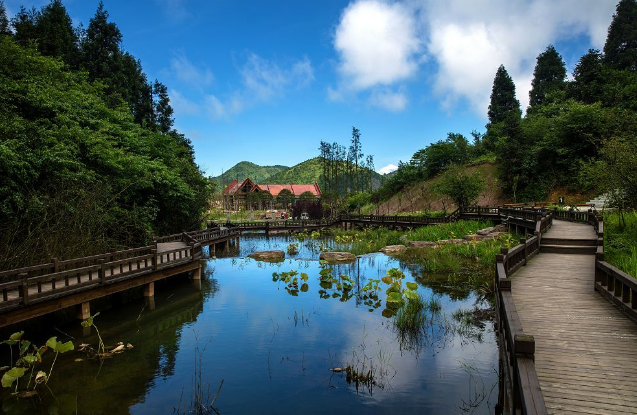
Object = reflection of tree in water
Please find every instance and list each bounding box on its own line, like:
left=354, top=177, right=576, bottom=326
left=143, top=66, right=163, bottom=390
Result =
left=2, top=273, right=217, bottom=414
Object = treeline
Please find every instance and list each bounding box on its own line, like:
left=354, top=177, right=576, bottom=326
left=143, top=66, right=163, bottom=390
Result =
left=318, top=127, right=375, bottom=197
left=0, top=1, right=210, bottom=270
left=376, top=0, right=637, bottom=207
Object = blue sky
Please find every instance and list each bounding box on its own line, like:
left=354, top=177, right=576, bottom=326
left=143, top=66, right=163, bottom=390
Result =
left=5, top=0, right=620, bottom=176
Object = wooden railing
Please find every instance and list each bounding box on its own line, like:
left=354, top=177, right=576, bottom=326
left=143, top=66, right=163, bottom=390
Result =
left=0, top=228, right=238, bottom=311
left=589, top=212, right=637, bottom=322
left=495, top=211, right=548, bottom=415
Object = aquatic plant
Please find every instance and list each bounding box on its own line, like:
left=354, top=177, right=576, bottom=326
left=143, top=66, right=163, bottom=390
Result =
left=272, top=270, right=309, bottom=295
left=286, top=243, right=299, bottom=255
left=1, top=331, right=73, bottom=394
left=80, top=312, right=105, bottom=357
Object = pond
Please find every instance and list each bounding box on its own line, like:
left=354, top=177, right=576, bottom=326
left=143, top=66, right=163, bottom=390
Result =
left=1, top=235, right=498, bottom=414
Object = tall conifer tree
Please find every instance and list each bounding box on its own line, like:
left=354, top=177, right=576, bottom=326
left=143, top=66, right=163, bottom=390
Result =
left=11, top=6, right=39, bottom=45
left=569, top=49, right=605, bottom=104
left=36, top=0, right=78, bottom=66
left=604, top=0, right=637, bottom=71
left=0, top=1, right=10, bottom=35
left=528, top=45, right=566, bottom=112
left=487, top=65, right=521, bottom=125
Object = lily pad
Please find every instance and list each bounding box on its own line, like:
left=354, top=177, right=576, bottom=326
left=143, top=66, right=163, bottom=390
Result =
left=1, top=367, right=27, bottom=388
left=406, top=282, right=418, bottom=291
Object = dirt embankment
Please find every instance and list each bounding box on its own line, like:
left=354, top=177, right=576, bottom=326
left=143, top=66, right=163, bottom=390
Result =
left=375, top=163, right=507, bottom=215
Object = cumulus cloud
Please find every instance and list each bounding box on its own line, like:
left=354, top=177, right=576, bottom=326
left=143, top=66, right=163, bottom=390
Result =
left=378, top=164, right=398, bottom=174
left=334, top=0, right=421, bottom=89
left=330, top=0, right=422, bottom=111
left=171, top=52, right=214, bottom=88
left=205, top=53, right=313, bottom=120
left=418, top=0, right=618, bottom=114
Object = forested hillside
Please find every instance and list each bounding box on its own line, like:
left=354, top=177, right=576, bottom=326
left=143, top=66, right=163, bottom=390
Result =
left=212, top=161, right=288, bottom=189
left=378, top=0, right=637, bottom=208
left=0, top=1, right=209, bottom=270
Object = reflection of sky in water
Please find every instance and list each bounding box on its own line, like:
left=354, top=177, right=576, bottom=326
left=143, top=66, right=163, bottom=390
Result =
left=131, top=244, right=498, bottom=415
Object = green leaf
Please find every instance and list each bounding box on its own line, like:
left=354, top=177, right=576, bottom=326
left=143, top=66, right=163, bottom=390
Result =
left=406, top=282, right=418, bottom=291
left=1, top=367, right=27, bottom=388
left=9, top=331, right=24, bottom=342
left=404, top=290, right=419, bottom=301
left=387, top=292, right=403, bottom=303
left=381, top=276, right=393, bottom=285
left=55, top=341, right=74, bottom=354
left=19, top=340, right=31, bottom=356
left=46, top=337, right=58, bottom=350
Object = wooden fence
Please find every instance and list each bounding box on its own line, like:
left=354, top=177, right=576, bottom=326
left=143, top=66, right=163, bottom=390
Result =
left=495, top=211, right=549, bottom=415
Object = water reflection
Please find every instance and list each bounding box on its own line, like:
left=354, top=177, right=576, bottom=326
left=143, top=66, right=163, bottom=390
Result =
left=1, top=236, right=497, bottom=414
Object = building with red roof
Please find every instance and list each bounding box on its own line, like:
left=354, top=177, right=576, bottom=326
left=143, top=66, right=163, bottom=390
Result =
left=221, top=178, right=321, bottom=210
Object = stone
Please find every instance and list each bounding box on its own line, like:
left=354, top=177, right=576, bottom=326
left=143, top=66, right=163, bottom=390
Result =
left=407, top=241, right=438, bottom=248
left=379, top=245, right=407, bottom=255
left=464, top=234, right=484, bottom=242
left=482, top=232, right=507, bottom=240
left=319, top=251, right=356, bottom=263
left=248, top=250, right=285, bottom=262
left=437, top=239, right=466, bottom=245
left=476, top=227, right=496, bottom=236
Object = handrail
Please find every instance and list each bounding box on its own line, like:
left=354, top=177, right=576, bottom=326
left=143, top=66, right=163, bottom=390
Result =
left=0, top=228, right=238, bottom=311
left=495, top=212, right=549, bottom=415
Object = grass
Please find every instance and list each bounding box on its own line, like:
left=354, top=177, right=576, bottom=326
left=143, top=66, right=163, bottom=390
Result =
left=604, top=210, right=637, bottom=278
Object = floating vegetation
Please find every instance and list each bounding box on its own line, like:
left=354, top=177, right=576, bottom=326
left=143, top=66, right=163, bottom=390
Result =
left=286, top=243, right=299, bottom=255
left=272, top=270, right=309, bottom=296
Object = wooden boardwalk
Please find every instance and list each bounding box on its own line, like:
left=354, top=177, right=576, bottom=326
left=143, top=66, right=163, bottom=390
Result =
left=511, top=220, right=637, bottom=414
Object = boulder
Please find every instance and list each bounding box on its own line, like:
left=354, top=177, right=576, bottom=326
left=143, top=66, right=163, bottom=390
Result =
left=464, top=234, right=484, bottom=242
left=476, top=227, right=496, bottom=236
left=319, top=252, right=356, bottom=263
left=248, top=250, right=285, bottom=262
left=407, top=241, right=438, bottom=248
left=379, top=245, right=407, bottom=255
left=437, top=239, right=466, bottom=245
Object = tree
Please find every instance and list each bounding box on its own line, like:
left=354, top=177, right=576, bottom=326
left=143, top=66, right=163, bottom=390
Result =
left=276, top=189, right=294, bottom=209
left=11, top=6, right=39, bottom=45
left=433, top=167, right=484, bottom=208
left=487, top=65, right=521, bottom=125
left=528, top=45, right=566, bottom=112
left=81, top=1, right=122, bottom=82
left=349, top=127, right=362, bottom=191
left=153, top=80, right=174, bottom=133
left=298, top=191, right=316, bottom=204
left=0, top=1, right=10, bottom=35
left=604, top=0, right=637, bottom=71
left=36, top=0, right=78, bottom=66
left=568, top=49, right=605, bottom=104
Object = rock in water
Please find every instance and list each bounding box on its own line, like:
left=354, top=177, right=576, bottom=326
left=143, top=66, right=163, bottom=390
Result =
left=319, top=252, right=356, bottom=263
left=379, top=245, right=407, bottom=255
left=248, top=250, right=285, bottom=262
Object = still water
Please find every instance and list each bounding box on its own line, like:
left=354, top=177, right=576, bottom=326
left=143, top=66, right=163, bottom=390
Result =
left=2, top=235, right=498, bottom=414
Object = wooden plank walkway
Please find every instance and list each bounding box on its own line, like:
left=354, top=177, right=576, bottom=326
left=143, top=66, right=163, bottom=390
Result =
left=511, top=220, right=637, bottom=414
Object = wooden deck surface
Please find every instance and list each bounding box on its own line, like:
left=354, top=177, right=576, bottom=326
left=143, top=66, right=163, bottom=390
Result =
left=512, top=220, right=637, bottom=414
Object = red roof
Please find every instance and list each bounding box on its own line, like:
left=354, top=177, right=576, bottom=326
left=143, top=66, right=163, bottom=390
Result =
left=222, top=178, right=321, bottom=198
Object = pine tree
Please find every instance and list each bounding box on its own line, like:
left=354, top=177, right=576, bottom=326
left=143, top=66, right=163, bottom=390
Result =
left=152, top=80, right=174, bottom=133
left=528, top=45, right=566, bottom=112
left=0, top=1, right=10, bottom=35
left=568, top=49, right=605, bottom=104
left=81, top=1, right=122, bottom=82
left=487, top=65, right=521, bottom=125
left=349, top=127, right=362, bottom=192
left=604, top=0, right=637, bottom=71
left=36, top=0, right=78, bottom=66
left=11, top=6, right=40, bottom=45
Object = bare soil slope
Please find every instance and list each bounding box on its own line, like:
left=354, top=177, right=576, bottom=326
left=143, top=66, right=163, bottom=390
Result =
left=375, top=163, right=506, bottom=214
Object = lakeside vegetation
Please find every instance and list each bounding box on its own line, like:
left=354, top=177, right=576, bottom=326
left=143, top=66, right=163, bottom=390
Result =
left=0, top=2, right=210, bottom=270
left=605, top=211, right=637, bottom=278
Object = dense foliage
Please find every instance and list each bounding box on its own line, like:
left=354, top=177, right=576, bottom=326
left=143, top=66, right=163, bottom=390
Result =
left=0, top=2, right=209, bottom=269
left=375, top=0, right=637, bottom=205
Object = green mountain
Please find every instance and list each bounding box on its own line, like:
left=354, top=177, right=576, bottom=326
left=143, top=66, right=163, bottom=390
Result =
left=213, top=161, right=288, bottom=189
left=267, top=157, right=384, bottom=189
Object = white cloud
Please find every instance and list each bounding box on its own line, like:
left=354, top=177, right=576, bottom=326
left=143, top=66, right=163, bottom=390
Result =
left=329, top=0, right=422, bottom=112
left=334, top=0, right=422, bottom=89
left=418, top=0, right=618, bottom=115
left=171, top=52, right=214, bottom=88
left=169, top=89, right=200, bottom=116
left=156, top=0, right=191, bottom=22
left=206, top=53, right=314, bottom=120
left=378, top=164, right=398, bottom=174
left=369, top=89, right=408, bottom=111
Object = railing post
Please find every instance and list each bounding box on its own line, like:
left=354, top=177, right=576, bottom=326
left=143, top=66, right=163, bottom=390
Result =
left=52, top=257, right=59, bottom=273
left=520, top=238, right=527, bottom=265
left=151, top=249, right=158, bottom=271
left=98, top=259, right=105, bottom=284
left=19, top=273, right=29, bottom=305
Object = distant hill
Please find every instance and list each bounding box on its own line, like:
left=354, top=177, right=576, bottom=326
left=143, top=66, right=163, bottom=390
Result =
left=267, top=157, right=384, bottom=189
left=214, top=157, right=384, bottom=192
left=212, top=161, right=288, bottom=189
